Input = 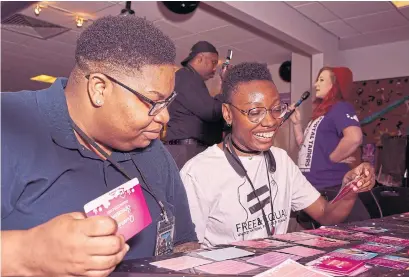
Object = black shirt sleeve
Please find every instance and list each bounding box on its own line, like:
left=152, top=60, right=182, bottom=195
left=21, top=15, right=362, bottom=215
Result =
left=175, top=72, right=223, bottom=123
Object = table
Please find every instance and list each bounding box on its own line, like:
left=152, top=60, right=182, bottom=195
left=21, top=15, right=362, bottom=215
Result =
left=112, top=214, right=409, bottom=277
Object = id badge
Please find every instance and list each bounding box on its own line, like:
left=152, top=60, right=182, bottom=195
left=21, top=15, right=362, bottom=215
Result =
left=155, top=215, right=175, bottom=256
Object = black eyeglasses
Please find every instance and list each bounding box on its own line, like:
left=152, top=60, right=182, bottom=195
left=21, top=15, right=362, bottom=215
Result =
left=228, top=102, right=288, bottom=124
left=85, top=74, right=177, bottom=116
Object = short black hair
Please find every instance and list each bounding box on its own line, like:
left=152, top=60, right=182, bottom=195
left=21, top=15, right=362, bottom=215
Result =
left=222, top=62, right=274, bottom=102
left=75, top=16, right=176, bottom=75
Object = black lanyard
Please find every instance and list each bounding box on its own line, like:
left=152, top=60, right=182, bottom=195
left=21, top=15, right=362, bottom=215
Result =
left=223, top=134, right=275, bottom=236
left=71, top=120, right=168, bottom=222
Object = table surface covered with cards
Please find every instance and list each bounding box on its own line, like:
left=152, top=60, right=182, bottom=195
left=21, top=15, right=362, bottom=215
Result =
left=114, top=213, right=409, bottom=277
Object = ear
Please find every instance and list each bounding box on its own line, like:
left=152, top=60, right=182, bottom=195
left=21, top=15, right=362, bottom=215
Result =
left=222, top=103, right=233, bottom=125
left=86, top=73, right=111, bottom=107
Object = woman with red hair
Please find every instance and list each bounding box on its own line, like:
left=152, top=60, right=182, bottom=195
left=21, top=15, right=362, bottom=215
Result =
left=292, top=67, right=370, bottom=225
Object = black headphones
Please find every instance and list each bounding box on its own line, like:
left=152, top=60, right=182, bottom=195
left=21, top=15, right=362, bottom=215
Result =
left=222, top=133, right=276, bottom=236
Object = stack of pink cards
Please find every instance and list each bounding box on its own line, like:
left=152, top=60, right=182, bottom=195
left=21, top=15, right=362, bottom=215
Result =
left=354, top=242, right=405, bottom=254
left=349, top=226, right=388, bottom=234
left=368, top=235, right=409, bottom=246
left=247, top=251, right=302, bottom=267
left=150, top=256, right=212, bottom=271
left=277, top=246, right=326, bottom=257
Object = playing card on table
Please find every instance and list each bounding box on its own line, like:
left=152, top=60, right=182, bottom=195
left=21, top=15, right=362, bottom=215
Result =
left=150, top=256, right=212, bottom=271
left=247, top=251, right=301, bottom=267
left=84, top=178, right=152, bottom=241
left=197, top=247, right=255, bottom=261
left=297, top=237, right=350, bottom=248
left=349, top=226, right=388, bottom=234
left=328, top=248, right=378, bottom=260
left=272, top=232, right=320, bottom=242
left=195, top=260, right=258, bottom=275
left=367, top=255, right=409, bottom=270
left=354, top=242, right=405, bottom=254
left=230, top=239, right=290, bottom=249
left=277, top=246, right=326, bottom=257
left=254, top=259, right=330, bottom=277
left=330, top=176, right=363, bottom=204
left=368, top=235, right=409, bottom=246
left=307, top=255, right=365, bottom=275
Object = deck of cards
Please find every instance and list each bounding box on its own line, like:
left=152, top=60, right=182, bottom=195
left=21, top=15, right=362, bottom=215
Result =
left=84, top=178, right=152, bottom=241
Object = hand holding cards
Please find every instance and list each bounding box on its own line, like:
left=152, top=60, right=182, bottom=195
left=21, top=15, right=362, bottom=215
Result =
left=331, top=174, right=364, bottom=204
left=84, top=178, right=152, bottom=241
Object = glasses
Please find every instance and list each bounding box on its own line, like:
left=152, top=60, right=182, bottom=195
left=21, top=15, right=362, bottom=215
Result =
left=229, top=102, right=288, bottom=124
left=85, top=74, right=177, bottom=116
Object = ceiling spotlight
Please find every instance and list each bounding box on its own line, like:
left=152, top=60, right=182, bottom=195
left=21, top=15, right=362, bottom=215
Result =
left=163, top=1, right=200, bottom=15
left=120, top=1, right=135, bottom=16
left=34, top=4, right=41, bottom=16
left=76, top=16, right=84, bottom=28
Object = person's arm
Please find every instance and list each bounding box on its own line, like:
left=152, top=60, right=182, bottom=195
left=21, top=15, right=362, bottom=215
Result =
left=1, top=230, right=33, bottom=276
left=179, top=164, right=211, bottom=248
left=161, top=145, right=199, bottom=252
left=176, top=73, right=222, bottom=122
left=303, top=162, right=375, bottom=225
left=293, top=123, right=304, bottom=147
left=329, top=126, right=363, bottom=163
left=329, top=102, right=363, bottom=163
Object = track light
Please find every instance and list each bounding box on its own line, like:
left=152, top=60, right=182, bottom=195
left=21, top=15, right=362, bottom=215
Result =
left=76, top=16, right=84, bottom=28
left=120, top=1, right=135, bottom=16
left=34, top=4, right=41, bottom=16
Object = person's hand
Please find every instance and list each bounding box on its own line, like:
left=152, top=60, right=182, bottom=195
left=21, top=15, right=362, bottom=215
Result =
left=341, top=162, right=375, bottom=196
left=339, top=156, right=356, bottom=164
left=24, top=212, right=129, bottom=277
left=288, top=104, right=301, bottom=126
left=219, top=64, right=232, bottom=80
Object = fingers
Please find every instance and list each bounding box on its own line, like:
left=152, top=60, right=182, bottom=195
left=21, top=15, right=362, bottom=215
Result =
left=86, top=267, right=116, bottom=277
left=85, top=235, right=125, bottom=256
left=80, top=216, right=118, bottom=237
left=85, top=244, right=129, bottom=271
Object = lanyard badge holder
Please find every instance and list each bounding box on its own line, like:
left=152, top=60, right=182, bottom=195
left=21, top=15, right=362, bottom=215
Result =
left=71, top=120, right=175, bottom=256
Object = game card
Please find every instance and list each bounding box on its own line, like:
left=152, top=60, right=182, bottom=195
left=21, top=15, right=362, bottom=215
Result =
left=368, top=235, right=409, bottom=246
left=355, top=242, right=405, bottom=254
left=350, top=226, right=388, bottom=234
left=307, top=255, right=365, bottom=275
left=195, top=260, right=258, bottom=275
left=328, top=248, right=378, bottom=260
left=330, top=176, right=363, bottom=204
left=277, top=246, right=326, bottom=257
left=197, top=247, right=255, bottom=261
left=247, top=252, right=301, bottom=267
left=254, top=259, right=330, bottom=277
left=231, top=239, right=291, bottom=248
left=84, top=178, right=152, bottom=241
left=297, top=237, right=350, bottom=248
left=272, top=232, right=320, bottom=242
left=150, top=256, right=212, bottom=271
left=367, top=255, right=409, bottom=270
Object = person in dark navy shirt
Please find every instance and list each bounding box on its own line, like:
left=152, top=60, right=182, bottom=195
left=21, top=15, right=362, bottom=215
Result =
left=164, top=41, right=225, bottom=169
left=1, top=16, right=197, bottom=277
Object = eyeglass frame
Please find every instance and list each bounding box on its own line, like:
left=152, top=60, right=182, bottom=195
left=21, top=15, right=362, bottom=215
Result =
left=85, top=74, right=177, bottom=116
left=227, top=102, right=288, bottom=124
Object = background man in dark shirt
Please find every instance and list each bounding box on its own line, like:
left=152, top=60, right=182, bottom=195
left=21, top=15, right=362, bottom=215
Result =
left=165, top=41, right=225, bottom=169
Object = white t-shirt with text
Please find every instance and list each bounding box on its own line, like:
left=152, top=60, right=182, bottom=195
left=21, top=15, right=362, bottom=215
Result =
left=180, top=144, right=321, bottom=248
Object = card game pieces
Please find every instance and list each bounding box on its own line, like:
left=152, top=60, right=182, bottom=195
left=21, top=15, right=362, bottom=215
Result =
left=254, top=259, right=330, bottom=277
left=277, top=246, right=326, bottom=257
left=247, top=251, right=301, bottom=267
left=328, top=248, right=378, bottom=260
left=355, top=242, right=405, bottom=254
left=197, top=247, right=255, bottom=261
left=230, top=239, right=290, bottom=248
left=195, top=260, right=258, bottom=275
left=307, top=255, right=366, bottom=276
left=367, top=255, right=409, bottom=270
left=150, top=256, right=212, bottom=271
left=272, top=232, right=320, bottom=242
left=297, top=237, right=350, bottom=248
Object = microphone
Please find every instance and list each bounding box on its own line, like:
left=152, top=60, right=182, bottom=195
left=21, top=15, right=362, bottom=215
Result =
left=222, top=49, right=233, bottom=70
left=279, top=91, right=310, bottom=126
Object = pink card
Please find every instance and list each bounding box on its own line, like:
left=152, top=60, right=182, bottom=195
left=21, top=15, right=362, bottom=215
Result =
left=304, top=227, right=348, bottom=236
left=247, top=251, right=301, bottom=267
left=297, top=237, right=349, bottom=248
left=150, top=256, right=213, bottom=271
left=277, top=246, right=326, bottom=257
left=308, top=255, right=365, bottom=275
left=231, top=239, right=290, bottom=248
left=254, top=259, right=330, bottom=277
left=84, top=178, right=152, bottom=241
left=369, top=235, right=409, bottom=246
left=273, top=232, right=319, bottom=242
left=350, top=226, right=388, bottom=234
left=367, top=255, right=409, bottom=270
left=355, top=242, right=404, bottom=254
left=195, top=260, right=258, bottom=274
left=330, top=176, right=363, bottom=204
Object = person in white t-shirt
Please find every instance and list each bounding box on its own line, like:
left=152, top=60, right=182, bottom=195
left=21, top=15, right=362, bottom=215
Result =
left=180, top=62, right=375, bottom=249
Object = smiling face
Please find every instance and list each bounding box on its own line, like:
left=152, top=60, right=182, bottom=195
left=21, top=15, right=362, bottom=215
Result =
left=87, top=64, right=176, bottom=151
left=315, top=69, right=334, bottom=99
left=222, top=80, right=281, bottom=152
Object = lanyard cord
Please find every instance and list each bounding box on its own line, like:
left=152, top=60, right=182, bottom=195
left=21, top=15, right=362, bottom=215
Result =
left=71, top=120, right=168, bottom=221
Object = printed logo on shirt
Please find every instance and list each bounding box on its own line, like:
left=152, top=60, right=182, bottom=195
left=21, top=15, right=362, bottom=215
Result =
left=235, top=178, right=288, bottom=238
left=298, top=116, right=324, bottom=172
left=346, top=113, right=359, bottom=122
